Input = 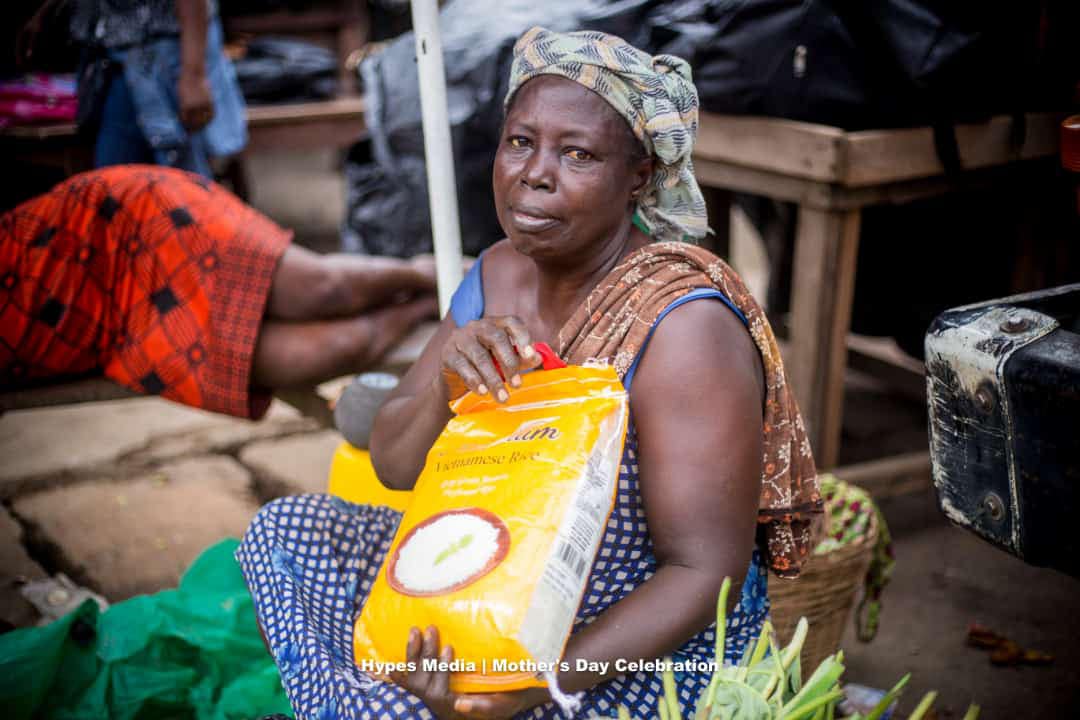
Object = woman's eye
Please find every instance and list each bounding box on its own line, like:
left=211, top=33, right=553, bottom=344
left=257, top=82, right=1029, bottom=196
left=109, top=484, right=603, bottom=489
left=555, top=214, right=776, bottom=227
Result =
left=508, top=136, right=529, bottom=149
left=566, top=148, right=593, bottom=162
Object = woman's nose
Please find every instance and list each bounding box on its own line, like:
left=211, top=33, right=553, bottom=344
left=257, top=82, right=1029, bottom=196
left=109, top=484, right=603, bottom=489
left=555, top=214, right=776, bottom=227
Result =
left=521, top=150, right=555, bottom=191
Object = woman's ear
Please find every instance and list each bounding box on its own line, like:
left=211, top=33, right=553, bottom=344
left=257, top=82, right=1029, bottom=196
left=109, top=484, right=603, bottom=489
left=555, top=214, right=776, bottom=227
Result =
left=629, top=156, right=653, bottom=202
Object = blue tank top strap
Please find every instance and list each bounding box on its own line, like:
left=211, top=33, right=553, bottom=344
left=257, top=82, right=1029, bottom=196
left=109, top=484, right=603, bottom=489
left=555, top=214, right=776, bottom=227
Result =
left=623, top=288, right=748, bottom=392
left=449, top=254, right=485, bottom=327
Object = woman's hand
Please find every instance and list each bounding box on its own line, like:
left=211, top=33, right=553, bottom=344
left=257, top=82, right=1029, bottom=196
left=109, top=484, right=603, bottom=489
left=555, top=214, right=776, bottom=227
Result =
left=178, top=68, right=214, bottom=131
left=454, top=687, right=549, bottom=719
left=389, top=626, right=460, bottom=719
left=439, top=316, right=540, bottom=403
left=388, top=626, right=549, bottom=720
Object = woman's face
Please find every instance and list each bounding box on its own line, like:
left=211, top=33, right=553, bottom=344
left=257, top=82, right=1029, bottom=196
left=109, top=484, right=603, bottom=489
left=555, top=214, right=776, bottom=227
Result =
left=493, top=75, right=651, bottom=263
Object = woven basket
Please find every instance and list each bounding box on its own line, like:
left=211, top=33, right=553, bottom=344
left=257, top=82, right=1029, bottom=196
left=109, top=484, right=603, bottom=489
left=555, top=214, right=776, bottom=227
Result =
left=767, top=511, right=878, bottom=674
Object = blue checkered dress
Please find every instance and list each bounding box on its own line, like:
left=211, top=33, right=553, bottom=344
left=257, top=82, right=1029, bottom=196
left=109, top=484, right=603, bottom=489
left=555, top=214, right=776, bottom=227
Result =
left=235, top=270, right=769, bottom=719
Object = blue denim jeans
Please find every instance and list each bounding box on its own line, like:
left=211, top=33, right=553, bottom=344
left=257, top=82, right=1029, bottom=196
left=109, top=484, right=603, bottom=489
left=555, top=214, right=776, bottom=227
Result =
left=93, top=18, right=247, bottom=177
left=95, top=67, right=158, bottom=167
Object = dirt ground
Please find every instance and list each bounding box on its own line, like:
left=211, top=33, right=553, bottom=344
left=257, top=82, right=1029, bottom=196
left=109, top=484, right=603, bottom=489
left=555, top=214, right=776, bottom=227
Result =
left=839, top=481, right=1080, bottom=718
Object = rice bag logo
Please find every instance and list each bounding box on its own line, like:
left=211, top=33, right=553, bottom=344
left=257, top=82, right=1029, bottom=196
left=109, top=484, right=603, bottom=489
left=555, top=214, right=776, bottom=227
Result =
left=506, top=420, right=561, bottom=442
left=387, top=508, right=510, bottom=597
left=451, top=418, right=562, bottom=455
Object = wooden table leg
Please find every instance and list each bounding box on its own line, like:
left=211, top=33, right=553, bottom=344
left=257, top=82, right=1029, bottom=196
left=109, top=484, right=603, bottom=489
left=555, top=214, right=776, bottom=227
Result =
left=701, top=186, right=732, bottom=259
left=788, top=205, right=862, bottom=469
left=338, top=0, right=370, bottom=97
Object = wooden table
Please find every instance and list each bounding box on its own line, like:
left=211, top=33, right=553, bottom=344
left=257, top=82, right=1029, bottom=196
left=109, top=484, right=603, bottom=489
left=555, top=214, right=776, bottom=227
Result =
left=0, top=96, right=366, bottom=169
left=692, top=111, right=1065, bottom=473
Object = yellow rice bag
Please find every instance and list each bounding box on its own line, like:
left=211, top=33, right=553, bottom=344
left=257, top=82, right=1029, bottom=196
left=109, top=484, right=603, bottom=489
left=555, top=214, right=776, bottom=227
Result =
left=354, top=359, right=628, bottom=694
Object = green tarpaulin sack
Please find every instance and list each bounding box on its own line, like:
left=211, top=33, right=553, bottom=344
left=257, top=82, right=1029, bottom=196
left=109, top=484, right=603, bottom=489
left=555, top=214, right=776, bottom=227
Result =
left=0, top=539, right=291, bottom=720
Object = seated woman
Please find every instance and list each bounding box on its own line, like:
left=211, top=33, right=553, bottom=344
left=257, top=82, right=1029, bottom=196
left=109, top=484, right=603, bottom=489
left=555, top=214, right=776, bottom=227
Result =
left=0, top=165, right=438, bottom=419
left=236, top=27, right=821, bottom=719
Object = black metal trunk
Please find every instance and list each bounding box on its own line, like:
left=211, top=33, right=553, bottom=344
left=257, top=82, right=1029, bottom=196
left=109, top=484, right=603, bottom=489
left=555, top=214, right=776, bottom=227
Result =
left=925, top=284, right=1080, bottom=577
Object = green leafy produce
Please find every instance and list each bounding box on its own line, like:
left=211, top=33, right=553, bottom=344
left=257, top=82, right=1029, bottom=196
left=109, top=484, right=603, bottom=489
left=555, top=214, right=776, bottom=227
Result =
left=599, top=577, right=979, bottom=720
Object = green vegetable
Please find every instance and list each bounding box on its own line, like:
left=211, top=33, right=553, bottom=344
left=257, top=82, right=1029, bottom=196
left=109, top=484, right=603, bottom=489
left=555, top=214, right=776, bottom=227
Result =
left=906, top=692, right=937, bottom=720
left=662, top=660, right=681, bottom=720
left=590, top=578, right=983, bottom=720
left=862, top=673, right=909, bottom=720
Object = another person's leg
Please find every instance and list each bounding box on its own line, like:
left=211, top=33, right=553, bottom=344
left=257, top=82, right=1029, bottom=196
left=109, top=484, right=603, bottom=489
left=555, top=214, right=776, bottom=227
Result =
left=265, top=245, right=437, bottom=322
left=250, top=293, right=438, bottom=389
left=93, top=70, right=155, bottom=168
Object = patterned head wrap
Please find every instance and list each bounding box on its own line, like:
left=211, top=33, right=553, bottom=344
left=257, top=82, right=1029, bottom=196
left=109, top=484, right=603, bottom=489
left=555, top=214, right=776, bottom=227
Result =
left=505, top=27, right=708, bottom=242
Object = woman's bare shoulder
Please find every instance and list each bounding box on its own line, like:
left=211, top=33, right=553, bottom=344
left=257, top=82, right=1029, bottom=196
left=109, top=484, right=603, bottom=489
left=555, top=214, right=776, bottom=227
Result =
left=481, top=239, right=522, bottom=269
left=632, top=298, right=764, bottom=407
left=479, top=239, right=532, bottom=303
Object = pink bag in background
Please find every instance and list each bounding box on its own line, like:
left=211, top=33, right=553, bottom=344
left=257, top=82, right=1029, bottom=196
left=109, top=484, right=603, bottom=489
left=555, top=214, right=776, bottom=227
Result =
left=0, top=74, right=77, bottom=129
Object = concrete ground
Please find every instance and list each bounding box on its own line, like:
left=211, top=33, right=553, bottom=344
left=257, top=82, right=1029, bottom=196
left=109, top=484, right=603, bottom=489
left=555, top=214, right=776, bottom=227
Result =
left=0, top=397, right=328, bottom=607
left=2, top=152, right=1076, bottom=719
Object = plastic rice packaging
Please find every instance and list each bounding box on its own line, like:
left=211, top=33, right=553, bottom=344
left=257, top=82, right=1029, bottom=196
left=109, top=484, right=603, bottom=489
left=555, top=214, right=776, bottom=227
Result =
left=354, top=347, right=628, bottom=695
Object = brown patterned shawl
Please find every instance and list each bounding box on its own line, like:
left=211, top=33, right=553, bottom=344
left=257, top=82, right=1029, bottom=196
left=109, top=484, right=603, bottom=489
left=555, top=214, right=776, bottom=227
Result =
left=556, top=241, right=822, bottom=577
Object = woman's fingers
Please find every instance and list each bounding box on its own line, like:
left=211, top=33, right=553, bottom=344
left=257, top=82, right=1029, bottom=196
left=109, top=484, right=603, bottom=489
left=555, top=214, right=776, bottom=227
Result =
left=462, top=339, right=510, bottom=402
left=477, top=324, right=522, bottom=388
left=421, top=625, right=439, bottom=659
left=429, top=644, right=454, bottom=698
left=454, top=691, right=524, bottom=719
left=389, top=626, right=423, bottom=687
left=441, top=316, right=544, bottom=403
left=415, top=625, right=440, bottom=688
left=445, top=348, right=487, bottom=396
left=390, top=626, right=463, bottom=718
left=499, top=317, right=539, bottom=370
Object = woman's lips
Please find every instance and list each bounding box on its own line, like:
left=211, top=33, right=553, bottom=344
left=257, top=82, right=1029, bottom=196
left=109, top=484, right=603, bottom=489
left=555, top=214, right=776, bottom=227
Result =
left=509, top=208, right=559, bottom=233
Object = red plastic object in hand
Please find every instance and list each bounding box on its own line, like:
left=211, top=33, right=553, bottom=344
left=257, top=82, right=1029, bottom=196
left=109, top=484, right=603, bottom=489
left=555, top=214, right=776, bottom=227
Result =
left=532, top=342, right=567, bottom=370
left=492, top=342, right=567, bottom=382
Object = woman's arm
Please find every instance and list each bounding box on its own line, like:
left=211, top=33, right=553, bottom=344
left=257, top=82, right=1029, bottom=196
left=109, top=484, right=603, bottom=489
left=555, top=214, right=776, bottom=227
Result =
left=369, top=315, right=459, bottom=490
left=175, top=0, right=213, bottom=130
left=551, top=297, right=765, bottom=692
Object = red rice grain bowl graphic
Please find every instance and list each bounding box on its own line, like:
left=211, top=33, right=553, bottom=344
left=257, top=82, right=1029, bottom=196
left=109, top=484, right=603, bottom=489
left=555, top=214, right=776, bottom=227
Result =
left=386, top=508, right=510, bottom=597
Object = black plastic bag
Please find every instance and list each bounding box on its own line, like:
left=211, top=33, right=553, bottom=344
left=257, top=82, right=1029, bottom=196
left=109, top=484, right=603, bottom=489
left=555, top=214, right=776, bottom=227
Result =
left=647, top=0, right=1070, bottom=129
left=233, top=36, right=337, bottom=104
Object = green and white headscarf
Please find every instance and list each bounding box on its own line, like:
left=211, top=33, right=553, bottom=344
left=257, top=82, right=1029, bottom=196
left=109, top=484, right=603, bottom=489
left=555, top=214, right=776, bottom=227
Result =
left=505, top=26, right=708, bottom=242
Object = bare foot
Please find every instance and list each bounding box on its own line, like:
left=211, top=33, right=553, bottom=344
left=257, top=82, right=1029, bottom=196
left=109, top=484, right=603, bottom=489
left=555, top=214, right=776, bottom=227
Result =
left=403, top=254, right=435, bottom=289
left=409, top=253, right=475, bottom=283
left=397, top=292, right=440, bottom=326
left=360, top=293, right=441, bottom=366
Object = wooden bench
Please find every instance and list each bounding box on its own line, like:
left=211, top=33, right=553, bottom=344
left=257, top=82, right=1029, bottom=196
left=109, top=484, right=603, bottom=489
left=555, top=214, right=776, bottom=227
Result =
left=693, top=111, right=1065, bottom=485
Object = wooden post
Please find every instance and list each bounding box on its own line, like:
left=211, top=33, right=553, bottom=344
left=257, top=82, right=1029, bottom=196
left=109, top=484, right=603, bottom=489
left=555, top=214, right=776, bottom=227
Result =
left=701, top=186, right=732, bottom=259
left=788, top=206, right=861, bottom=469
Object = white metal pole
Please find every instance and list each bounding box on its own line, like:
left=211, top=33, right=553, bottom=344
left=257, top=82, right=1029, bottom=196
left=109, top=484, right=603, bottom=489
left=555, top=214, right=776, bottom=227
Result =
left=410, top=0, right=464, bottom=316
